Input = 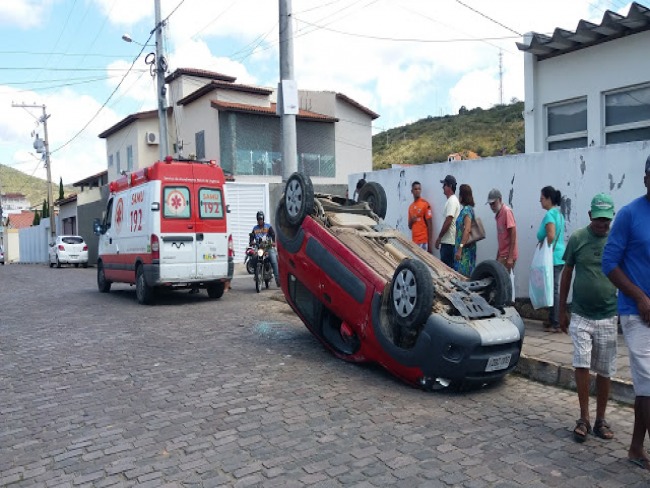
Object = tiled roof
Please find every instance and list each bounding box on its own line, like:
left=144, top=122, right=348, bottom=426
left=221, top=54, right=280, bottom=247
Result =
left=165, top=68, right=236, bottom=84
left=98, top=108, right=172, bottom=139
left=517, top=2, right=650, bottom=59
left=210, top=100, right=338, bottom=122
left=1, top=192, right=27, bottom=199
left=73, top=170, right=108, bottom=188
left=6, top=211, right=35, bottom=229
left=176, top=81, right=274, bottom=106
left=56, top=194, right=77, bottom=205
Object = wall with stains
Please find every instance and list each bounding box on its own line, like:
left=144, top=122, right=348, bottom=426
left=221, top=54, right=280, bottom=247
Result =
left=351, top=140, right=650, bottom=298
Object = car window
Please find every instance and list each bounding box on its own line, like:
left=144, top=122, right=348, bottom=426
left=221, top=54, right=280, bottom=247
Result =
left=163, top=186, right=191, bottom=219
left=198, top=188, right=224, bottom=219
left=62, top=237, right=84, bottom=244
left=288, top=274, right=321, bottom=328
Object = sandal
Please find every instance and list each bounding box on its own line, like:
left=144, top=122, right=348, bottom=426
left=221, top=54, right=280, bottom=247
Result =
left=573, top=418, right=591, bottom=443
left=593, top=419, right=614, bottom=440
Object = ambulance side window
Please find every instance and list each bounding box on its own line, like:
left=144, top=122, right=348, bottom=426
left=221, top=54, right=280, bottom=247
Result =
left=198, top=188, right=224, bottom=219
left=104, top=198, right=113, bottom=230
left=163, top=186, right=191, bottom=219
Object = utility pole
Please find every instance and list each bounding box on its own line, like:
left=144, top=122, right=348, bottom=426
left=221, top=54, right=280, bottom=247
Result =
left=498, top=49, right=504, bottom=105
left=279, top=0, right=298, bottom=180
left=12, top=103, right=55, bottom=239
left=154, top=0, right=170, bottom=160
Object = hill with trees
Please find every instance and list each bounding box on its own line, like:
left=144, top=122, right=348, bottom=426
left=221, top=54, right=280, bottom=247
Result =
left=372, top=101, right=525, bottom=170
left=0, top=164, right=74, bottom=210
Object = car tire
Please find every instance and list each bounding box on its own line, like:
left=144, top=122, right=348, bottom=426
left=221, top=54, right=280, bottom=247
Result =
left=56, top=256, right=62, bottom=268
left=82, top=262, right=88, bottom=269
left=470, top=259, right=511, bottom=309
left=207, top=282, right=225, bottom=299
left=390, top=259, right=434, bottom=330
left=74, top=263, right=79, bottom=268
left=357, top=181, right=387, bottom=219
left=136, top=265, right=154, bottom=305
left=97, top=262, right=111, bottom=293
left=49, top=259, right=54, bottom=268
left=284, top=172, right=314, bottom=227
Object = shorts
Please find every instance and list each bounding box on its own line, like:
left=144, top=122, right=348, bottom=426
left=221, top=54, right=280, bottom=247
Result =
left=621, top=315, right=650, bottom=396
left=416, top=243, right=428, bottom=250
left=569, top=313, right=617, bottom=377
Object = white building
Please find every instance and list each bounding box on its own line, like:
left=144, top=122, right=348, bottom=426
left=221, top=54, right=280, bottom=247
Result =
left=99, top=68, right=378, bottom=185
left=518, top=2, right=650, bottom=153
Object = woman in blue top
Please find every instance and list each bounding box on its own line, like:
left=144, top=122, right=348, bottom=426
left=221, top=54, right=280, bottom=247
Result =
left=537, top=185, right=566, bottom=332
left=454, top=184, right=477, bottom=276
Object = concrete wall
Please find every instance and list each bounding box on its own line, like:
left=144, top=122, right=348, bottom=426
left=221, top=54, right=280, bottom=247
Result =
left=178, top=101, right=219, bottom=160
left=524, top=30, right=650, bottom=153
left=352, top=141, right=650, bottom=298
left=4, top=229, right=19, bottom=263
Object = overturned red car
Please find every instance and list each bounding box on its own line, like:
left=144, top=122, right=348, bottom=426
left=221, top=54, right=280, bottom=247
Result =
left=275, top=173, right=524, bottom=390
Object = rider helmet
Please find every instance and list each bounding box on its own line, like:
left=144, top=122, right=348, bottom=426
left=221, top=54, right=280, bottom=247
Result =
left=256, top=211, right=265, bottom=221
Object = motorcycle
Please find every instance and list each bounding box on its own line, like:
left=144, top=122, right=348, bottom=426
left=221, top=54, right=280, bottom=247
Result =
left=252, top=236, right=274, bottom=293
left=244, top=244, right=256, bottom=274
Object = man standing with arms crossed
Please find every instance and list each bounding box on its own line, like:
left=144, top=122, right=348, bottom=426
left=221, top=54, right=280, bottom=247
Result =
left=435, top=175, right=460, bottom=267
left=408, top=181, right=433, bottom=252
left=559, top=193, right=617, bottom=443
left=602, top=156, right=650, bottom=470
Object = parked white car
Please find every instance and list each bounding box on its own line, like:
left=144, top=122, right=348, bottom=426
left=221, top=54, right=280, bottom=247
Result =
left=49, top=236, right=88, bottom=268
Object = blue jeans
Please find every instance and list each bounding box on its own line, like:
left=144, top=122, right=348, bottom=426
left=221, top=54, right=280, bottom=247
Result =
left=440, top=243, right=455, bottom=268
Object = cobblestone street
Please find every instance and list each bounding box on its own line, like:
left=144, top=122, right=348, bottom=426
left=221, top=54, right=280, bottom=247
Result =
left=1, top=264, right=647, bottom=487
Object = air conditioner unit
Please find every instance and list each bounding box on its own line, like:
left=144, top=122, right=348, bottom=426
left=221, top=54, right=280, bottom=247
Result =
left=145, top=132, right=159, bottom=145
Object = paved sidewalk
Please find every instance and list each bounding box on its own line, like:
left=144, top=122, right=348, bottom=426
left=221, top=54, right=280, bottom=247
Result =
left=516, top=318, right=635, bottom=405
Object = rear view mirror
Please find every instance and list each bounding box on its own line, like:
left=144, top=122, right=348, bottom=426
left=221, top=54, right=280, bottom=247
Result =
left=227, top=204, right=231, bottom=213
left=151, top=202, right=160, bottom=212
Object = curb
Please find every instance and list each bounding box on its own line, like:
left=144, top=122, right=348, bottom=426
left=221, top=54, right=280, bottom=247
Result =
left=515, top=354, right=635, bottom=406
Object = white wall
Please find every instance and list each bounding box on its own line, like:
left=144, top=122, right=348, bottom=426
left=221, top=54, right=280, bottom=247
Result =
left=19, top=220, right=50, bottom=263
left=352, top=141, right=650, bottom=298
left=178, top=101, right=219, bottom=160
left=525, top=30, right=650, bottom=152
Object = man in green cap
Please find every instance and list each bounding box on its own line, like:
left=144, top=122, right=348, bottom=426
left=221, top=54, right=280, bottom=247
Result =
left=559, top=193, right=618, bottom=443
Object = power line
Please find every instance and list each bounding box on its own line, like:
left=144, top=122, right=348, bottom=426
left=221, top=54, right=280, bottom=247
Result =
left=455, top=0, right=521, bottom=36
left=0, top=50, right=132, bottom=58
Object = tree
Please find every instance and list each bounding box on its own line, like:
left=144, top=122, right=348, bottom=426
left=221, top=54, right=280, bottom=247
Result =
left=58, top=177, right=64, bottom=200
left=41, top=199, right=48, bottom=218
left=32, top=210, right=40, bottom=226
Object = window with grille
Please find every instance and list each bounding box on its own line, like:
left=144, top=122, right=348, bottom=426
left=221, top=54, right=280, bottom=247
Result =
left=604, top=84, right=650, bottom=145
left=195, top=131, right=205, bottom=160
left=126, top=145, right=133, bottom=171
left=546, top=98, right=587, bottom=151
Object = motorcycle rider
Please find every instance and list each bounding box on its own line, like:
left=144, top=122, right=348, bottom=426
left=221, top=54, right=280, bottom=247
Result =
left=250, top=211, right=280, bottom=286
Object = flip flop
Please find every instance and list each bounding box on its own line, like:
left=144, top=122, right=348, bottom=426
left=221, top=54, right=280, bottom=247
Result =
left=573, top=419, right=591, bottom=443
left=629, top=458, right=650, bottom=470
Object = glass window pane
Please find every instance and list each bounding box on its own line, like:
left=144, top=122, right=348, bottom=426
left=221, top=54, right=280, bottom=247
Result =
left=547, top=100, right=587, bottom=136
left=198, top=188, right=224, bottom=219
left=163, top=187, right=191, bottom=219
left=606, top=85, right=650, bottom=127
left=548, top=137, right=588, bottom=151
left=606, top=127, right=650, bottom=145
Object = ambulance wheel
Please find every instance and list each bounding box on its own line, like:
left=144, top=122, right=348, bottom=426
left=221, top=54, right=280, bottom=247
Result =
left=207, top=282, right=225, bottom=299
left=97, top=262, right=111, bottom=293
left=136, top=265, right=154, bottom=305
left=284, top=173, right=314, bottom=227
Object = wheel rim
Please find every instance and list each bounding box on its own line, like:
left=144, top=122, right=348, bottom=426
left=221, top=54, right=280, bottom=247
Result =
left=392, top=268, right=417, bottom=317
left=285, top=179, right=303, bottom=218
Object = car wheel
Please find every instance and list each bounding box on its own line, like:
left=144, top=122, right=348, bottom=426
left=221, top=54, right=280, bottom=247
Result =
left=207, top=282, right=225, bottom=299
left=49, top=259, right=54, bottom=268
left=284, top=172, right=314, bottom=227
left=97, top=262, right=111, bottom=293
left=357, top=181, right=387, bottom=219
left=390, top=259, right=434, bottom=330
left=82, top=262, right=88, bottom=269
left=74, top=263, right=79, bottom=268
left=255, top=263, right=262, bottom=293
left=136, top=265, right=154, bottom=305
left=56, top=256, right=61, bottom=268
left=470, top=259, right=511, bottom=309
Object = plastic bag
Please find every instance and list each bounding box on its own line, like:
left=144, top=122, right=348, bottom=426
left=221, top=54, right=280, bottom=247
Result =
left=529, top=242, right=554, bottom=309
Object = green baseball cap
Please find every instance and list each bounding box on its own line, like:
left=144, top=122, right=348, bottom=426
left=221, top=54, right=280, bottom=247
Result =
left=590, top=193, right=614, bottom=219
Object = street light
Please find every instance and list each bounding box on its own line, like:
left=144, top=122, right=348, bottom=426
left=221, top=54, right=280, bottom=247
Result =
left=121, top=34, right=151, bottom=47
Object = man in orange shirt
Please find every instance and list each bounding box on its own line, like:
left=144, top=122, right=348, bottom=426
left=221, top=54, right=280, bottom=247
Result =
left=408, top=181, right=433, bottom=252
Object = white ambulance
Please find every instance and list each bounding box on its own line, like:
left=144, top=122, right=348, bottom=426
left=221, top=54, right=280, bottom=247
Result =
left=94, top=158, right=234, bottom=304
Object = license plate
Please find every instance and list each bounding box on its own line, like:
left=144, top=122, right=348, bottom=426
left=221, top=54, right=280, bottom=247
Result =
left=485, top=354, right=511, bottom=372
left=69, top=255, right=78, bottom=259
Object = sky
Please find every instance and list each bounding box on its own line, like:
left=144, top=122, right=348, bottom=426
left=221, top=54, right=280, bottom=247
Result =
left=0, top=0, right=644, bottom=188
